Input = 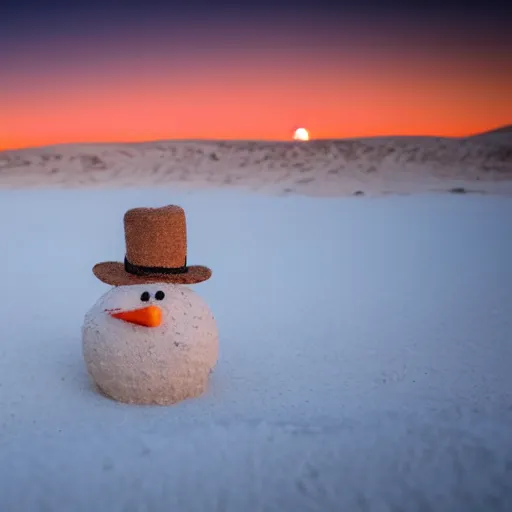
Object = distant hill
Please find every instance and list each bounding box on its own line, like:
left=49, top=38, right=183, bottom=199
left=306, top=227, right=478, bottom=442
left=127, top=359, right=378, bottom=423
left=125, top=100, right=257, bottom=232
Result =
left=473, top=125, right=512, bottom=136
left=465, top=124, right=512, bottom=146
left=0, top=130, right=510, bottom=195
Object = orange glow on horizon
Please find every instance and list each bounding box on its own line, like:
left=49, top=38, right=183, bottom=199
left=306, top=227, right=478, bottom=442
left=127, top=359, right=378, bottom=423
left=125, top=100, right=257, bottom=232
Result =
left=1, top=49, right=511, bottom=151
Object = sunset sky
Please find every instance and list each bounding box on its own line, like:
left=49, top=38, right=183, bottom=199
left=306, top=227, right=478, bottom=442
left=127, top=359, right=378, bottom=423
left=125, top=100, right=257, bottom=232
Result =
left=1, top=0, right=511, bottom=150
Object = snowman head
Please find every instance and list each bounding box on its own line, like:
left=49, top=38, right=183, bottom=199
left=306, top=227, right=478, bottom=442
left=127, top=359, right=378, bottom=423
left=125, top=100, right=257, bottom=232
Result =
left=82, top=282, right=218, bottom=405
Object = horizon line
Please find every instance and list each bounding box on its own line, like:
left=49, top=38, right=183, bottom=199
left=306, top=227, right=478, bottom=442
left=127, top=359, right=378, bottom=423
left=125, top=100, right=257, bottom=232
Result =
left=3, top=124, right=511, bottom=153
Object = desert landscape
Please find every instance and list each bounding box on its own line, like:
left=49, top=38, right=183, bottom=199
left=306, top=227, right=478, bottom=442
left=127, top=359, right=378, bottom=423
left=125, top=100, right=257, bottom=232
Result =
left=1, top=126, right=511, bottom=195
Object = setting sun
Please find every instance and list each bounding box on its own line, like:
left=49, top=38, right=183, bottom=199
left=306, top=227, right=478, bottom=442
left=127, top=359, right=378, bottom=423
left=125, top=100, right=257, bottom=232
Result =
left=293, top=128, right=310, bottom=141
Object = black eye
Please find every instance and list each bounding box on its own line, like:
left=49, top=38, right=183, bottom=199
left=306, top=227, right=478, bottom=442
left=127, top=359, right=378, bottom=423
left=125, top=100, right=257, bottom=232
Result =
left=155, top=290, right=165, bottom=301
left=140, top=291, right=150, bottom=302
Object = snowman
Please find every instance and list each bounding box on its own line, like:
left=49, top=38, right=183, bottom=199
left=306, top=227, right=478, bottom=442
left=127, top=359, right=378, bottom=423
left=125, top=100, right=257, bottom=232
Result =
left=82, top=205, right=218, bottom=405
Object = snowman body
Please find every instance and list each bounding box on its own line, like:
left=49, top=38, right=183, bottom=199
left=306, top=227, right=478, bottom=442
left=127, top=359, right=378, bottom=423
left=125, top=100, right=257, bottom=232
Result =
left=82, top=283, right=218, bottom=405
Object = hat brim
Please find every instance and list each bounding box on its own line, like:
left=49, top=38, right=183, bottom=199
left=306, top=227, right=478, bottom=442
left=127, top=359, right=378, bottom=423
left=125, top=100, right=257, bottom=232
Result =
left=93, top=262, right=212, bottom=286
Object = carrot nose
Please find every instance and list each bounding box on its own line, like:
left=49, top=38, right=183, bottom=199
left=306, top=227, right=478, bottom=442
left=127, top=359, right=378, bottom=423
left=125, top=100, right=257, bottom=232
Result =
left=109, top=305, right=162, bottom=328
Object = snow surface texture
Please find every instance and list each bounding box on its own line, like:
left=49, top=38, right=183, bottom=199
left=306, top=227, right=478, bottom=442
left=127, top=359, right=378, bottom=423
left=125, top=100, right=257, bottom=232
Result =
left=82, top=284, right=218, bottom=405
left=0, top=188, right=511, bottom=511
left=1, top=133, right=512, bottom=197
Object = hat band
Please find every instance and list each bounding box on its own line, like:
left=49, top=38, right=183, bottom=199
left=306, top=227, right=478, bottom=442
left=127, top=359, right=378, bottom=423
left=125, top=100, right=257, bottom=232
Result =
left=124, top=256, right=189, bottom=276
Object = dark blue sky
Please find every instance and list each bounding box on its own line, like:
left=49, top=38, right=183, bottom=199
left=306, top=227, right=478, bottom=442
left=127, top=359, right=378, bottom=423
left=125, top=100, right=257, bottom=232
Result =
left=3, top=0, right=512, bottom=34
left=3, top=0, right=511, bottom=64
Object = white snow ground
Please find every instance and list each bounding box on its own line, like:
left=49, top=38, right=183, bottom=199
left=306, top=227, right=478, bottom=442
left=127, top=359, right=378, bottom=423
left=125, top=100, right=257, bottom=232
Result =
left=0, top=187, right=511, bottom=511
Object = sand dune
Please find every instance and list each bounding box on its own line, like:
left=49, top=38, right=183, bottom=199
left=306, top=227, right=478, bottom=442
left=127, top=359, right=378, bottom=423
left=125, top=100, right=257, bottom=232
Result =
left=1, top=132, right=511, bottom=196
left=466, top=125, right=512, bottom=147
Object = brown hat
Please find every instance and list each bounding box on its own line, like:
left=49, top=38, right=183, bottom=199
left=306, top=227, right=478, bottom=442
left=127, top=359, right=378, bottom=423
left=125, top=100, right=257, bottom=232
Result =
left=93, top=205, right=211, bottom=286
